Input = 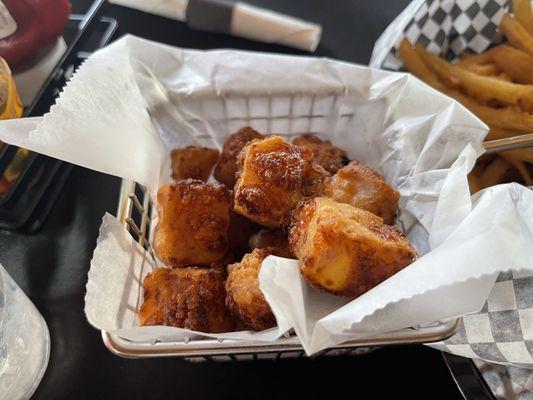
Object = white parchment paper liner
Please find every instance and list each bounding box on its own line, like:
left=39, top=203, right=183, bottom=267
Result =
left=0, top=35, right=531, bottom=355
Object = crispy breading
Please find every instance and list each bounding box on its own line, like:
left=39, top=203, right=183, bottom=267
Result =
left=287, top=197, right=416, bottom=297
left=233, top=135, right=329, bottom=228
left=154, top=180, right=231, bottom=266
left=140, top=267, right=235, bottom=333
left=301, top=161, right=331, bottom=198
left=225, top=248, right=276, bottom=331
left=249, top=229, right=294, bottom=258
left=323, top=160, right=399, bottom=225
left=214, top=126, right=264, bottom=188
left=292, top=134, right=347, bottom=174
left=171, top=146, right=219, bottom=181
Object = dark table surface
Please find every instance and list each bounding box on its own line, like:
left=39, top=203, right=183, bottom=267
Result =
left=0, top=1, right=465, bottom=398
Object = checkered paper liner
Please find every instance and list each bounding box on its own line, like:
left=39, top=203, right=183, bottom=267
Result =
left=431, top=269, right=533, bottom=368
left=474, top=359, right=533, bottom=399
left=370, top=0, right=533, bottom=371
left=370, top=0, right=511, bottom=69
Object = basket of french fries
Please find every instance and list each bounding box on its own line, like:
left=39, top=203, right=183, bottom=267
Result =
left=0, top=34, right=531, bottom=359
left=372, top=0, right=533, bottom=193
left=371, top=0, right=533, bottom=367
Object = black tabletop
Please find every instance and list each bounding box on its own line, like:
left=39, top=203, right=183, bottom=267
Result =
left=0, top=1, right=465, bottom=399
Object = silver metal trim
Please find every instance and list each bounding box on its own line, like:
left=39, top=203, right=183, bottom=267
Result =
left=102, top=318, right=460, bottom=359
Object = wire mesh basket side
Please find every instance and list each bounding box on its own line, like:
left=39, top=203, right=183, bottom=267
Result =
left=160, top=90, right=367, bottom=154
left=105, top=89, right=461, bottom=360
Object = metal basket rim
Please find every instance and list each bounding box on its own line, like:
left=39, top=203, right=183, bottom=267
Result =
left=99, top=179, right=461, bottom=359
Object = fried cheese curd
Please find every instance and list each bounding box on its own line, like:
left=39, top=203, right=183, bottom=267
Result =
left=233, top=135, right=330, bottom=228
left=249, top=229, right=294, bottom=258
left=140, top=267, right=235, bottom=333
left=287, top=197, right=416, bottom=297
left=323, top=160, right=400, bottom=225
left=170, top=146, right=219, bottom=181
left=225, top=248, right=277, bottom=331
left=292, top=134, right=347, bottom=174
left=214, top=126, right=265, bottom=188
left=154, top=180, right=231, bottom=266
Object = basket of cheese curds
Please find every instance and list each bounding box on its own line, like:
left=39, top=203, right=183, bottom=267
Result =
left=0, top=34, right=531, bottom=359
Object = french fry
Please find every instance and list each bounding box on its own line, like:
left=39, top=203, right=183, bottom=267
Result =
left=468, top=164, right=485, bottom=194
left=513, top=0, right=533, bottom=36
left=500, top=152, right=533, bottom=183
left=504, top=148, right=533, bottom=164
left=458, top=53, right=492, bottom=66
left=415, top=44, right=533, bottom=105
left=490, top=45, right=533, bottom=84
left=397, top=39, right=443, bottom=89
left=462, top=63, right=500, bottom=76
left=457, top=47, right=502, bottom=66
left=445, top=90, right=533, bottom=131
left=441, top=75, right=461, bottom=90
left=486, top=126, right=527, bottom=141
left=518, top=90, right=533, bottom=111
left=479, top=156, right=512, bottom=187
left=499, top=13, right=533, bottom=55
left=495, top=72, right=513, bottom=82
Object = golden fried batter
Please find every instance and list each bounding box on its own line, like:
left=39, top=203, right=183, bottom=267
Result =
left=287, top=197, right=416, bottom=297
left=214, top=127, right=264, bottom=188
left=302, top=162, right=331, bottom=198
left=233, top=135, right=329, bottom=228
left=171, top=146, right=219, bottom=181
left=140, top=267, right=235, bottom=333
left=292, top=134, right=347, bottom=174
left=323, top=160, right=400, bottom=225
left=225, top=248, right=276, bottom=331
left=249, top=229, right=294, bottom=258
left=154, top=180, right=231, bottom=266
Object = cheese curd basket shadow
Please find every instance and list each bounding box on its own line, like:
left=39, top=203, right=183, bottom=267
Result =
left=102, top=89, right=461, bottom=360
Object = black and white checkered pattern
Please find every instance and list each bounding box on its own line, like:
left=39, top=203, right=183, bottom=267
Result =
left=430, top=269, right=533, bottom=368
left=381, top=0, right=510, bottom=70
left=474, top=360, right=533, bottom=399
